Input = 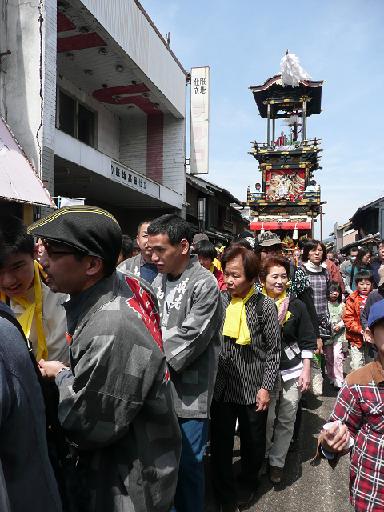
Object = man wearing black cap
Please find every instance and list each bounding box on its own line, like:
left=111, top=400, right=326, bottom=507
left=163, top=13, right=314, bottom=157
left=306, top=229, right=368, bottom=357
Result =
left=28, top=206, right=181, bottom=512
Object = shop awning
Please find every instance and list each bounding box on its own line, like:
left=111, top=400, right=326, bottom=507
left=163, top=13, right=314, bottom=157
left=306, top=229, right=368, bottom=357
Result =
left=0, top=117, right=54, bottom=207
left=250, top=221, right=311, bottom=231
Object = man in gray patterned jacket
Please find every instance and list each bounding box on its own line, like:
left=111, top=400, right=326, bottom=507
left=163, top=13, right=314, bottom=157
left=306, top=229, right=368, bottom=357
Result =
left=148, top=214, right=223, bottom=512
left=29, top=206, right=181, bottom=512
left=118, top=220, right=158, bottom=284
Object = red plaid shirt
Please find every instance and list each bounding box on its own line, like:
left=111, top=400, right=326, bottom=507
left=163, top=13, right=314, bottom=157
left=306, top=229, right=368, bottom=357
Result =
left=330, top=361, right=384, bottom=511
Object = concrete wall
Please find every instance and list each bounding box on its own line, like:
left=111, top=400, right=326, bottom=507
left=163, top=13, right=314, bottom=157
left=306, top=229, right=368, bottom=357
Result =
left=163, top=114, right=185, bottom=196
left=41, top=0, right=57, bottom=193
left=78, top=0, right=186, bottom=117
left=0, top=0, right=47, bottom=180
left=0, top=0, right=57, bottom=195
left=58, top=76, right=120, bottom=160
left=119, top=111, right=147, bottom=175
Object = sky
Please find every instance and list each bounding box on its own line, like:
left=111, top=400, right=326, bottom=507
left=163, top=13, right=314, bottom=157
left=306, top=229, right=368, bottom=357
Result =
left=143, top=0, right=384, bottom=237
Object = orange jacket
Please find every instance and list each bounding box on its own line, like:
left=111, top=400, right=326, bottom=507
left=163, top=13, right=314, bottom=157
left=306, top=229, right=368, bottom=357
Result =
left=342, top=290, right=364, bottom=348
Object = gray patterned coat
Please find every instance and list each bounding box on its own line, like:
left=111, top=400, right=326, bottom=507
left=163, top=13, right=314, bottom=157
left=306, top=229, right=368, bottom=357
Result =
left=117, top=253, right=142, bottom=277
left=55, top=272, right=181, bottom=512
left=152, top=256, right=223, bottom=418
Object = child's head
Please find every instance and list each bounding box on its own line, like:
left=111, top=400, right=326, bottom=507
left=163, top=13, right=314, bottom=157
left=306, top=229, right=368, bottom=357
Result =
left=355, top=270, right=373, bottom=296
left=195, top=240, right=217, bottom=271
left=367, top=299, right=384, bottom=355
left=329, top=282, right=342, bottom=303
left=0, top=215, right=35, bottom=297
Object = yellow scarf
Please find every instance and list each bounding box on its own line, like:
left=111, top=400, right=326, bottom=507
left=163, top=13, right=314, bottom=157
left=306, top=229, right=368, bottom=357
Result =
left=262, top=287, right=292, bottom=326
left=222, top=287, right=254, bottom=345
left=0, top=260, right=48, bottom=360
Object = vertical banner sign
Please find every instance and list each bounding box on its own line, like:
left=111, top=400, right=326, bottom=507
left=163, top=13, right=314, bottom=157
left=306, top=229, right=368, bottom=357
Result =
left=190, top=66, right=210, bottom=174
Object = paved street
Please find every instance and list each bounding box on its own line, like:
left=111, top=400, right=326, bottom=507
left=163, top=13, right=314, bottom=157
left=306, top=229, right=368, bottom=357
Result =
left=206, top=380, right=353, bottom=512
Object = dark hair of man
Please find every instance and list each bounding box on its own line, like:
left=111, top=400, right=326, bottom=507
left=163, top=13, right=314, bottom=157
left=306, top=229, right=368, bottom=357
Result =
left=259, top=256, right=290, bottom=282
left=231, top=238, right=253, bottom=251
left=195, top=240, right=217, bottom=261
left=354, top=248, right=371, bottom=266
left=301, top=239, right=327, bottom=263
left=329, top=281, right=342, bottom=303
left=120, top=235, right=134, bottom=260
left=221, top=244, right=259, bottom=282
left=349, top=247, right=359, bottom=255
left=0, top=215, right=34, bottom=266
left=137, top=220, right=152, bottom=234
left=147, top=214, right=193, bottom=245
left=355, top=270, right=374, bottom=284
left=298, top=238, right=307, bottom=250
left=370, top=318, right=384, bottom=333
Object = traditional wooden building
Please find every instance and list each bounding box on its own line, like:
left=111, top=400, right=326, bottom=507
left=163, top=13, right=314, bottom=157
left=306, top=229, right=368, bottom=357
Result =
left=186, top=174, right=248, bottom=243
left=350, top=197, right=384, bottom=241
left=247, top=56, right=324, bottom=240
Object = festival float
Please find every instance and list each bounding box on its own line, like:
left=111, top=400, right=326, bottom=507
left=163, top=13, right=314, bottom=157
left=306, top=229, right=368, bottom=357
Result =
left=247, top=52, right=325, bottom=246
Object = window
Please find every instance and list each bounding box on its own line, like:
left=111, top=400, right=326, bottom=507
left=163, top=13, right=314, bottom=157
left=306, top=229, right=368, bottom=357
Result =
left=57, top=90, right=96, bottom=147
left=58, top=91, right=75, bottom=137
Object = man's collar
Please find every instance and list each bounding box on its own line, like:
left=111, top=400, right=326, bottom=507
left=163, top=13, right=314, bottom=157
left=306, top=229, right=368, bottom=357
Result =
left=370, top=360, right=384, bottom=384
left=346, top=360, right=384, bottom=386
left=64, top=273, right=117, bottom=335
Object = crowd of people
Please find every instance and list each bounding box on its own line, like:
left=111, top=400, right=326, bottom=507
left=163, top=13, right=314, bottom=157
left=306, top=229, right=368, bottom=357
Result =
left=0, top=207, right=384, bottom=512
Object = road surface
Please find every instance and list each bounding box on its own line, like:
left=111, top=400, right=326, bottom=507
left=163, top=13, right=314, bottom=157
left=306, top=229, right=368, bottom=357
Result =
left=205, top=380, right=353, bottom=512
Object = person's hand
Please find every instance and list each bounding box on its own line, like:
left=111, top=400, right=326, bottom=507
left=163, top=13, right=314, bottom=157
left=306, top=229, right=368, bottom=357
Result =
left=298, top=360, right=311, bottom=392
left=321, top=422, right=350, bottom=453
left=315, top=338, right=323, bottom=354
left=363, top=328, right=373, bottom=344
left=39, top=359, right=68, bottom=379
left=256, top=388, right=270, bottom=411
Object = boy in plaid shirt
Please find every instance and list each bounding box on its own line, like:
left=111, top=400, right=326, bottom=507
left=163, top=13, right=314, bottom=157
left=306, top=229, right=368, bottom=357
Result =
left=319, top=299, right=384, bottom=511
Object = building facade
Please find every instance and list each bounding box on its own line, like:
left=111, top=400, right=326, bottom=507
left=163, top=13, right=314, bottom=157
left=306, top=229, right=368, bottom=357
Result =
left=186, top=174, right=248, bottom=243
left=0, top=0, right=186, bottom=231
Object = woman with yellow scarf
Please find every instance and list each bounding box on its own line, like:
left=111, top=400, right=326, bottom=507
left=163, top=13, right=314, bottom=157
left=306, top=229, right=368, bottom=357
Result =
left=210, top=245, right=281, bottom=512
left=260, top=256, right=317, bottom=485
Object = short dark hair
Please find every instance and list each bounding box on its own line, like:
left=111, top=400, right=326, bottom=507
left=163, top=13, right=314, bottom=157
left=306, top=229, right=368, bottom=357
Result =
left=329, top=281, right=342, bottom=302
left=354, top=248, right=371, bottom=266
left=370, top=318, right=384, bottom=333
left=120, top=235, right=134, bottom=260
left=302, top=239, right=327, bottom=263
left=221, top=244, right=259, bottom=282
left=147, top=214, right=193, bottom=246
left=0, top=215, right=34, bottom=267
left=355, top=270, right=374, bottom=284
left=259, top=256, right=290, bottom=282
left=195, top=240, right=217, bottom=261
left=231, top=239, right=253, bottom=251
left=137, top=220, right=152, bottom=234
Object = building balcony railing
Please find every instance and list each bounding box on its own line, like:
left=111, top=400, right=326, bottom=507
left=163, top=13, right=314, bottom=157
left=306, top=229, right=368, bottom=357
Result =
left=247, top=190, right=321, bottom=205
left=250, top=138, right=321, bottom=154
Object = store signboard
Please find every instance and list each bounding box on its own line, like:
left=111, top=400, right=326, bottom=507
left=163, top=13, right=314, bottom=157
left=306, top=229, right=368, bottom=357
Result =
left=110, top=160, right=160, bottom=198
left=190, top=66, right=210, bottom=174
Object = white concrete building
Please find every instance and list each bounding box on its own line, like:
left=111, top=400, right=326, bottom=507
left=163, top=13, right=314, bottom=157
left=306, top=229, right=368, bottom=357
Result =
left=0, top=0, right=186, bottom=230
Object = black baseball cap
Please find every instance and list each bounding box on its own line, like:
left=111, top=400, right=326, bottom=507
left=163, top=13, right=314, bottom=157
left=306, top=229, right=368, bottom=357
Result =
left=28, top=205, right=122, bottom=263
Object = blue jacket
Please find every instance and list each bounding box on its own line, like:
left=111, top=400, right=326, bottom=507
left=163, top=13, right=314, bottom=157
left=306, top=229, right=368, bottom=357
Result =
left=0, top=303, right=61, bottom=512
left=370, top=259, right=383, bottom=287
